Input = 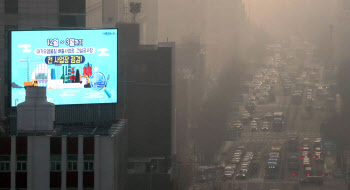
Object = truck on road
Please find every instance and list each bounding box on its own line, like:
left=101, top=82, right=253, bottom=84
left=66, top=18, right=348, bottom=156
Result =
left=272, top=112, right=285, bottom=131
left=265, top=146, right=282, bottom=179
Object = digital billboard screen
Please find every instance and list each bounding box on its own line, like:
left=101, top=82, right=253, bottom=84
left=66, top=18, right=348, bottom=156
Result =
left=11, top=29, right=117, bottom=106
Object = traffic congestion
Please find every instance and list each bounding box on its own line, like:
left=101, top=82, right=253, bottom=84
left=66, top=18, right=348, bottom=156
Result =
left=191, top=42, right=345, bottom=190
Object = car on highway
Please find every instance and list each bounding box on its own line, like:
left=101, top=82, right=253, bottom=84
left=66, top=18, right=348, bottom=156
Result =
left=241, top=112, right=251, bottom=124
left=245, top=102, right=256, bottom=114
left=268, top=157, right=279, bottom=163
left=236, top=146, right=246, bottom=154
left=264, top=86, right=271, bottom=92
left=301, top=150, right=311, bottom=159
left=292, top=93, right=302, bottom=104
left=288, top=136, right=299, bottom=152
left=314, top=153, right=324, bottom=161
left=261, top=122, right=269, bottom=131
left=234, top=123, right=243, bottom=130
left=242, top=157, right=251, bottom=164
left=236, top=169, right=248, bottom=180
left=223, top=166, right=235, bottom=179
left=269, top=152, right=280, bottom=158
left=306, top=95, right=313, bottom=101
left=252, top=118, right=260, bottom=123
left=249, top=96, right=256, bottom=102
left=315, top=147, right=322, bottom=154
left=302, top=146, right=310, bottom=152
left=303, top=157, right=311, bottom=167
left=250, top=125, right=258, bottom=131
left=246, top=152, right=254, bottom=160
left=301, top=138, right=311, bottom=147
left=304, top=166, right=313, bottom=176
left=262, top=91, right=269, bottom=98
left=241, top=162, right=250, bottom=169
left=288, top=154, right=299, bottom=171
left=234, top=152, right=242, bottom=158
left=231, top=156, right=241, bottom=164
left=313, top=138, right=322, bottom=149
left=251, top=119, right=258, bottom=125
left=295, top=89, right=303, bottom=94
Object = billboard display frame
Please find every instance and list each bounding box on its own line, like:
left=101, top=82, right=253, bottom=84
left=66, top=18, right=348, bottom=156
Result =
left=9, top=28, right=118, bottom=107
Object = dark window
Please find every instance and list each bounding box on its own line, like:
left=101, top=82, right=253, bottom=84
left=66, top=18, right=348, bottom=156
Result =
left=83, top=137, right=94, bottom=154
left=0, top=138, right=11, bottom=155
left=0, top=172, right=11, bottom=188
left=59, top=15, right=86, bottom=27
left=50, top=137, right=62, bottom=155
left=83, top=172, right=94, bottom=188
left=67, top=137, right=78, bottom=154
left=5, top=0, right=18, bottom=14
left=50, top=172, right=61, bottom=188
left=16, top=172, right=27, bottom=188
left=59, top=0, right=85, bottom=13
left=16, top=137, right=27, bottom=155
left=67, top=172, right=78, bottom=188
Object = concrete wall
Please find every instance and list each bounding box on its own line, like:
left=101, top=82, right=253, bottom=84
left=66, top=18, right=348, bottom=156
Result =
left=94, top=136, right=115, bottom=190
left=138, top=0, right=158, bottom=45
left=28, top=136, right=50, bottom=190
left=0, top=0, right=59, bottom=119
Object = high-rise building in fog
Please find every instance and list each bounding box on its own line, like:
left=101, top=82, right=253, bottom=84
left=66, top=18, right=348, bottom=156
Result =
left=137, top=0, right=158, bottom=44
left=116, top=23, right=174, bottom=190
left=158, top=0, right=207, bottom=43
left=103, top=0, right=128, bottom=26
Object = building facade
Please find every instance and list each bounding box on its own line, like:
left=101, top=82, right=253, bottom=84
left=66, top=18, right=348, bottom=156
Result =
left=103, top=0, right=128, bottom=27
left=0, top=122, right=127, bottom=190
left=0, top=86, right=127, bottom=190
left=116, top=23, right=173, bottom=190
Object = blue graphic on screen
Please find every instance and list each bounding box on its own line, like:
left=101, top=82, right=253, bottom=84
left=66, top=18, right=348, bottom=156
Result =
left=11, top=29, right=118, bottom=106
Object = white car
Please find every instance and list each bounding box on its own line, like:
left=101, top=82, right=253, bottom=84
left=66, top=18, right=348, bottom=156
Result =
left=224, top=166, right=235, bottom=179
left=246, top=152, right=254, bottom=160
left=262, top=124, right=269, bottom=131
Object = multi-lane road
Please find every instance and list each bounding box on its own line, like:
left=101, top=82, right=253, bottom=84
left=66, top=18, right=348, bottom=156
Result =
left=191, top=52, right=346, bottom=190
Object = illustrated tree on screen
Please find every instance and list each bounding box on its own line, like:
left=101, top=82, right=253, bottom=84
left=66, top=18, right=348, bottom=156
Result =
left=129, top=2, right=141, bottom=22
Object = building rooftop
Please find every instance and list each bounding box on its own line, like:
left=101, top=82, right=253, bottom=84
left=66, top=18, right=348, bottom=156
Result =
left=0, top=119, right=127, bottom=137
left=53, top=119, right=127, bottom=137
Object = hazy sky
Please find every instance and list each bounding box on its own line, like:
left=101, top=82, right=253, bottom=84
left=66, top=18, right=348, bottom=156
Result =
left=242, top=0, right=337, bottom=40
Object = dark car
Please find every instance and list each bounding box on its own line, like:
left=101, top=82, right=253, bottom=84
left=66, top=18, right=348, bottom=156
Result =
left=245, top=102, right=256, bottom=114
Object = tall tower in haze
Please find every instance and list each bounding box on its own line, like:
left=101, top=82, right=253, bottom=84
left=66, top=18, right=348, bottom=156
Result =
left=137, top=0, right=158, bottom=44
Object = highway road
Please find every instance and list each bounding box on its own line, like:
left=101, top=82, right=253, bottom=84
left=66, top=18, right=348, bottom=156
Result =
left=190, top=47, right=346, bottom=190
